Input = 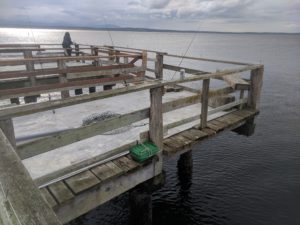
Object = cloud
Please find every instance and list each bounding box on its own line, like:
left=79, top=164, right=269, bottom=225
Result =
left=0, top=0, right=299, bottom=32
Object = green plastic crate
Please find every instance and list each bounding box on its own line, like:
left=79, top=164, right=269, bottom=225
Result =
left=130, top=141, right=159, bottom=163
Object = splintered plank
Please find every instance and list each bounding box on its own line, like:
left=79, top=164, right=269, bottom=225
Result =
left=48, top=181, right=74, bottom=204
left=232, top=109, right=257, bottom=118
left=91, top=161, right=123, bottom=181
left=207, top=119, right=227, bottom=131
left=172, top=135, right=193, bottom=146
left=40, top=188, right=57, bottom=208
left=163, top=144, right=176, bottom=155
left=163, top=137, right=182, bottom=150
left=113, top=156, right=140, bottom=172
left=186, top=129, right=208, bottom=140
left=65, top=170, right=100, bottom=194
left=222, top=74, right=249, bottom=90
left=201, top=127, right=216, bottom=136
left=217, top=113, right=244, bottom=125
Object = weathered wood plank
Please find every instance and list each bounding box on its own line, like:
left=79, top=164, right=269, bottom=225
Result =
left=67, top=66, right=144, bottom=79
left=64, top=170, right=100, bottom=194
left=207, top=119, right=227, bottom=131
left=201, top=127, right=216, bottom=136
left=113, top=156, right=140, bottom=172
left=247, top=67, right=264, bottom=110
left=91, top=162, right=123, bottom=181
left=17, top=107, right=149, bottom=159
left=0, top=118, right=16, bottom=148
left=163, top=64, right=208, bottom=75
left=54, top=160, right=157, bottom=224
left=48, top=181, right=74, bottom=204
left=35, top=141, right=136, bottom=187
left=222, top=73, right=249, bottom=90
left=40, top=188, right=57, bottom=208
left=155, top=53, right=163, bottom=79
left=200, top=79, right=210, bottom=128
left=0, top=75, right=135, bottom=100
left=0, top=82, right=159, bottom=119
left=0, top=54, right=142, bottom=66
left=0, top=129, right=61, bottom=225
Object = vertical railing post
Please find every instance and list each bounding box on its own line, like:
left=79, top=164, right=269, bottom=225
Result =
left=115, top=50, right=120, bottom=64
left=104, top=46, right=115, bottom=91
left=140, top=50, right=147, bottom=78
left=89, top=46, right=98, bottom=93
left=58, top=59, right=70, bottom=98
left=23, top=50, right=39, bottom=103
left=149, top=86, right=164, bottom=175
left=200, top=79, right=210, bottom=129
left=75, top=43, right=80, bottom=62
left=155, top=53, right=163, bottom=80
left=247, top=66, right=264, bottom=110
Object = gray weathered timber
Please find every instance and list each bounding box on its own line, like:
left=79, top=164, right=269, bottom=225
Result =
left=222, top=73, right=249, bottom=90
left=247, top=67, right=264, bottom=110
left=17, top=108, right=150, bottom=159
left=16, top=93, right=203, bottom=160
left=0, top=65, right=260, bottom=119
left=0, top=82, right=159, bottom=119
left=54, top=160, right=158, bottom=224
left=149, top=87, right=164, bottom=175
left=36, top=142, right=136, bottom=187
left=58, top=59, right=70, bottom=99
left=163, top=64, right=208, bottom=75
left=66, top=66, right=144, bottom=79
left=0, top=129, right=61, bottom=225
left=0, top=118, right=16, bottom=148
left=155, top=53, right=164, bottom=79
left=200, top=79, right=210, bottom=129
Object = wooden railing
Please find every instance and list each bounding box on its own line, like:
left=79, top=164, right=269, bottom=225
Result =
left=0, top=43, right=263, bottom=224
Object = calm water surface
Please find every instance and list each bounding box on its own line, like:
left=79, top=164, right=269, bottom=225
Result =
left=1, top=28, right=300, bottom=225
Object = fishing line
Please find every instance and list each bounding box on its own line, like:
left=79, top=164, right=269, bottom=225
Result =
left=25, top=10, right=56, bottom=113
left=170, top=23, right=202, bottom=80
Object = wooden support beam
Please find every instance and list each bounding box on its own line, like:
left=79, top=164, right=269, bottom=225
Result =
left=0, top=75, right=135, bottom=100
left=58, top=59, right=70, bottom=99
left=149, top=86, right=164, bottom=175
left=247, top=66, right=264, bottom=110
left=163, top=64, right=208, bottom=75
left=0, top=129, right=61, bottom=225
left=23, top=50, right=39, bottom=103
left=0, top=118, right=16, bottom=148
left=222, top=73, right=249, bottom=90
left=200, top=79, right=210, bottom=129
left=155, top=53, right=163, bottom=79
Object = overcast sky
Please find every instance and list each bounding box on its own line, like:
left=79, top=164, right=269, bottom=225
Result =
left=0, top=0, right=299, bottom=32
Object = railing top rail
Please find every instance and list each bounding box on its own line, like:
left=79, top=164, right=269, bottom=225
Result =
left=0, top=64, right=262, bottom=119
left=0, top=53, right=142, bottom=65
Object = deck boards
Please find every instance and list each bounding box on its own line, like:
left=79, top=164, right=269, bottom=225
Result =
left=163, top=108, right=257, bottom=156
left=38, top=108, right=258, bottom=222
left=65, top=170, right=100, bottom=194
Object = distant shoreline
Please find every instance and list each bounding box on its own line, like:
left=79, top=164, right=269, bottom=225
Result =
left=0, top=25, right=299, bottom=35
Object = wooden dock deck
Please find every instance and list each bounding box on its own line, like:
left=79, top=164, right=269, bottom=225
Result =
left=0, top=43, right=263, bottom=225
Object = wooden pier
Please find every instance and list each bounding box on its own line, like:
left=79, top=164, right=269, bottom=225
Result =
left=0, top=43, right=263, bottom=224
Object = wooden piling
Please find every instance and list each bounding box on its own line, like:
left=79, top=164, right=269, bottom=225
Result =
left=200, top=79, right=210, bottom=129
left=149, top=86, right=164, bottom=175
left=247, top=66, right=264, bottom=110
left=129, top=183, right=152, bottom=225
left=155, top=53, right=163, bottom=79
